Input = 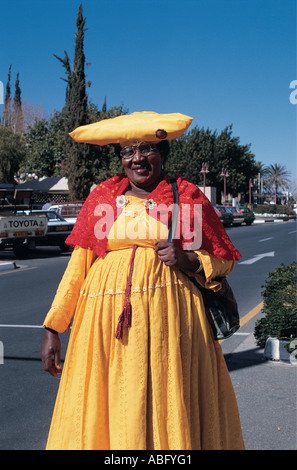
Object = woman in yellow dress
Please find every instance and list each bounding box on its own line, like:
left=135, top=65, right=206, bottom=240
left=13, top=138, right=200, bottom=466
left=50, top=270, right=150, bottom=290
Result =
left=41, top=112, right=245, bottom=450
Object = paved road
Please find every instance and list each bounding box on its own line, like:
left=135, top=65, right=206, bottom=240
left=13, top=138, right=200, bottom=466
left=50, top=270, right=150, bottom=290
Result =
left=221, top=220, right=297, bottom=450
left=0, top=220, right=296, bottom=450
left=227, top=220, right=297, bottom=314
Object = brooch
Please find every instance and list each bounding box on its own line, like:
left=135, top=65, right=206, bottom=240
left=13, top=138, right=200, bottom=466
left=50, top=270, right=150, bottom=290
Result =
left=116, top=195, right=129, bottom=209
left=144, top=199, right=157, bottom=209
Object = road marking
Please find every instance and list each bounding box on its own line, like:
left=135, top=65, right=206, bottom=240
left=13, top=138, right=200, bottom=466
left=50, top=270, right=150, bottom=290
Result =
left=258, top=237, right=273, bottom=242
left=0, top=266, right=37, bottom=275
left=289, top=230, right=297, bottom=234
left=1, top=302, right=265, bottom=332
left=238, top=251, right=275, bottom=265
left=0, top=324, right=43, bottom=328
left=1, top=300, right=264, bottom=355
left=219, top=301, right=264, bottom=343
left=240, top=301, right=264, bottom=327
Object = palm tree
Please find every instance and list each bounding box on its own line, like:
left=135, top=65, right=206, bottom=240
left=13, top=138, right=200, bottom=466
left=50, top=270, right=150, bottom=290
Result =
left=264, top=164, right=291, bottom=204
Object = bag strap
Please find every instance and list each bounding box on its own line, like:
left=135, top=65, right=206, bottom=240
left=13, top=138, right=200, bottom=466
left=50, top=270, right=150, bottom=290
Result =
left=168, top=178, right=204, bottom=286
left=168, top=178, right=179, bottom=243
left=167, top=179, right=202, bottom=284
left=167, top=180, right=238, bottom=340
left=167, top=180, right=211, bottom=296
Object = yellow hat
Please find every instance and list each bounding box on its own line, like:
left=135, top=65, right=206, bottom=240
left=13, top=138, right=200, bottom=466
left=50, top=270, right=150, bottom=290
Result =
left=69, top=111, right=193, bottom=146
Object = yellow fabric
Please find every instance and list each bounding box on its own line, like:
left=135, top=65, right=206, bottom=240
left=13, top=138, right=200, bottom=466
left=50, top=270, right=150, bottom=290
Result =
left=43, top=247, right=97, bottom=333
left=44, top=196, right=244, bottom=450
left=69, top=111, right=193, bottom=146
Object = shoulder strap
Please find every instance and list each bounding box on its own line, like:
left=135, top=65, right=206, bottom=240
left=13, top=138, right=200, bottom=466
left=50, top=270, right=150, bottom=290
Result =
left=168, top=177, right=179, bottom=242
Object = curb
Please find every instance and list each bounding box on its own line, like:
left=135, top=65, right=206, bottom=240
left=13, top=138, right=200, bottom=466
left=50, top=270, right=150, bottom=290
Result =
left=254, top=219, right=290, bottom=224
left=254, top=219, right=283, bottom=224
left=254, top=216, right=296, bottom=224
left=264, top=337, right=297, bottom=365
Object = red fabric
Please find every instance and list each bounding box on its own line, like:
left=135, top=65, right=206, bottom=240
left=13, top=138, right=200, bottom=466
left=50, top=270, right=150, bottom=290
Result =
left=66, top=174, right=241, bottom=261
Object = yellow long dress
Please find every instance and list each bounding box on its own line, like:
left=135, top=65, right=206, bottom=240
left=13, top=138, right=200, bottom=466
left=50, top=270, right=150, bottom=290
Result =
left=44, top=196, right=245, bottom=450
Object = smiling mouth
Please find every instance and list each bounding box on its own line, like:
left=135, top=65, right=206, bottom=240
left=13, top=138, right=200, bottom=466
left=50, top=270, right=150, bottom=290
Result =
left=132, top=167, right=150, bottom=174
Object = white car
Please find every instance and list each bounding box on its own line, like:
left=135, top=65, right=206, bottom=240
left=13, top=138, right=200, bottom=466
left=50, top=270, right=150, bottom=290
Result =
left=18, top=210, right=74, bottom=251
left=48, top=203, right=83, bottom=223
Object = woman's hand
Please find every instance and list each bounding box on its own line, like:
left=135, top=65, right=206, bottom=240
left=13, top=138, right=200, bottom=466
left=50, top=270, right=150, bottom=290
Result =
left=154, top=241, right=200, bottom=272
left=41, top=328, right=62, bottom=378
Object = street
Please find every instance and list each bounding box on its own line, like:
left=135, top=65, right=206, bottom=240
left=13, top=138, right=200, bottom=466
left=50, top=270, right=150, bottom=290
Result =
left=0, top=220, right=296, bottom=450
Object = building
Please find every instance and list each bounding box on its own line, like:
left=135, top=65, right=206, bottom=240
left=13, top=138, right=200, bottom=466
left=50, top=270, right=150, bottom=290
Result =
left=16, top=177, right=70, bottom=207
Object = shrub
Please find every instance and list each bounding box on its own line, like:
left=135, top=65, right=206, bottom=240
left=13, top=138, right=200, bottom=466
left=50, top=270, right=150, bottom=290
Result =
left=254, top=262, right=297, bottom=347
left=254, top=204, right=295, bottom=216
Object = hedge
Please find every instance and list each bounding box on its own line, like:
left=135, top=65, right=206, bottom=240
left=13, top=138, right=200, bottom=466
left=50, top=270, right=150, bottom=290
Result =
left=254, top=262, right=297, bottom=347
left=254, top=204, right=295, bottom=216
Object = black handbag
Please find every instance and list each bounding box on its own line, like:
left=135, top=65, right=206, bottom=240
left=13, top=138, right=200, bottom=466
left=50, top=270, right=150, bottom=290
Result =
left=168, top=178, right=240, bottom=340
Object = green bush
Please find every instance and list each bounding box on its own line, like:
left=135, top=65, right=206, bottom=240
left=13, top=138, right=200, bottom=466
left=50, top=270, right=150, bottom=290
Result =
left=254, top=262, right=297, bottom=347
left=254, top=204, right=295, bottom=216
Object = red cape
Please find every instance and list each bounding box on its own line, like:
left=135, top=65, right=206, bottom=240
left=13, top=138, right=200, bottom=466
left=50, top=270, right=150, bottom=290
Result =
left=66, top=174, right=241, bottom=261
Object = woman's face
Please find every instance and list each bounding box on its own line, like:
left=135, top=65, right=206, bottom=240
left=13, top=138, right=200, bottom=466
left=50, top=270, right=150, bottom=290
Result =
left=121, top=142, right=163, bottom=193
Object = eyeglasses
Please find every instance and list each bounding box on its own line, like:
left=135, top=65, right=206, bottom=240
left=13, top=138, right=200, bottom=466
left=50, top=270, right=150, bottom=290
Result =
left=120, top=142, right=159, bottom=160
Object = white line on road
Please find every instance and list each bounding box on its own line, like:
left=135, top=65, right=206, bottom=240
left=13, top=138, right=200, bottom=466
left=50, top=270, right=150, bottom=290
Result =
left=0, top=324, right=43, bottom=328
left=238, top=251, right=275, bottom=265
left=289, top=230, right=297, bottom=234
left=258, top=237, right=273, bottom=242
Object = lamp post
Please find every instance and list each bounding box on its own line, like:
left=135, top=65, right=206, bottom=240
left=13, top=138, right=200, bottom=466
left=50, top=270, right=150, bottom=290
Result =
left=221, top=167, right=229, bottom=204
left=273, top=181, right=277, bottom=204
left=200, top=162, right=209, bottom=194
left=55, top=160, right=64, bottom=176
left=249, top=178, right=253, bottom=205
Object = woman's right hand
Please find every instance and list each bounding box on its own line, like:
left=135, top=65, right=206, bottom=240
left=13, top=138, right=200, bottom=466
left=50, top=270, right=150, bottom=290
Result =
left=41, top=328, right=62, bottom=378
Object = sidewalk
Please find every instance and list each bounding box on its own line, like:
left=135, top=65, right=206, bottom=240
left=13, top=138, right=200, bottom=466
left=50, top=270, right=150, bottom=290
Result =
left=254, top=215, right=296, bottom=224
left=221, top=328, right=297, bottom=450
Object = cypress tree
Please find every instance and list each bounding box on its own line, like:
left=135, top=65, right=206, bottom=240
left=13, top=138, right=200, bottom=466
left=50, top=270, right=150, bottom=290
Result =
left=3, top=64, right=12, bottom=128
left=13, top=72, right=23, bottom=133
left=55, top=4, right=93, bottom=200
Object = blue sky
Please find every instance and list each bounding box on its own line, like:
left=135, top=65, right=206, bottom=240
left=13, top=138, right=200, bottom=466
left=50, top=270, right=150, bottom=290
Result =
left=0, top=0, right=296, bottom=182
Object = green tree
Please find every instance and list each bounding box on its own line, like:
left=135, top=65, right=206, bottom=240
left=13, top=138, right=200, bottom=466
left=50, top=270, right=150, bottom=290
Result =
left=0, top=125, right=26, bottom=183
left=48, top=110, right=69, bottom=175
left=2, top=67, right=23, bottom=133
left=55, top=3, right=93, bottom=200
left=21, top=102, right=127, bottom=184
left=22, top=118, right=57, bottom=177
left=264, top=163, right=291, bottom=203
left=86, top=100, right=128, bottom=184
left=2, top=65, right=12, bottom=128
left=166, top=125, right=258, bottom=202
left=13, top=72, right=23, bottom=133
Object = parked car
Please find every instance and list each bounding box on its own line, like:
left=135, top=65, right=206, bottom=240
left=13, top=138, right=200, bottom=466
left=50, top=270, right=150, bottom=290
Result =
left=17, top=210, right=74, bottom=251
left=238, top=206, right=255, bottom=225
left=213, top=205, right=233, bottom=227
left=48, top=203, right=83, bottom=223
left=224, top=206, right=245, bottom=225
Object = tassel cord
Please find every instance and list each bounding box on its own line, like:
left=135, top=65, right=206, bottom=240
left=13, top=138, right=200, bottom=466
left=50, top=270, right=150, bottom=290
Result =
left=115, top=245, right=137, bottom=339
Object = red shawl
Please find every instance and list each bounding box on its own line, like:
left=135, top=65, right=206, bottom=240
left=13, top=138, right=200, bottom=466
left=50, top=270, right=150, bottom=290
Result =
left=66, top=174, right=241, bottom=261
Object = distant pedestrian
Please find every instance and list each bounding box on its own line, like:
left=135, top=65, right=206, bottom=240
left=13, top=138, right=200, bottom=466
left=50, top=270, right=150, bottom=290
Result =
left=42, top=199, right=53, bottom=210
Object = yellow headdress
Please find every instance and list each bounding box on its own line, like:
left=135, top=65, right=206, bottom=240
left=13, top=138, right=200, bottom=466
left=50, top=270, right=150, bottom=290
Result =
left=69, top=111, right=193, bottom=146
